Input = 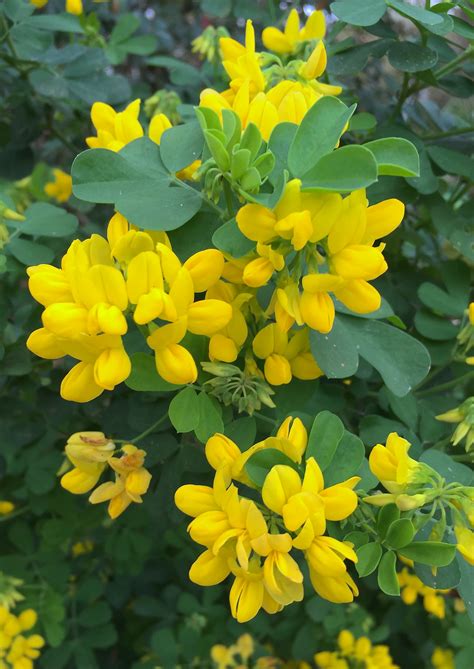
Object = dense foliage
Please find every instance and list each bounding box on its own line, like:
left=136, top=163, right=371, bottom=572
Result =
left=0, top=1, right=473, bottom=668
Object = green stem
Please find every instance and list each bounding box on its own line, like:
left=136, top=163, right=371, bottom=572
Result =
left=0, top=506, right=29, bottom=522
left=435, top=45, right=473, bottom=80
left=170, top=175, right=225, bottom=218
left=416, top=371, right=474, bottom=397
left=130, top=413, right=169, bottom=444
left=253, top=411, right=277, bottom=426
left=422, top=126, right=474, bottom=141
left=452, top=454, right=474, bottom=463
left=223, top=179, right=235, bottom=219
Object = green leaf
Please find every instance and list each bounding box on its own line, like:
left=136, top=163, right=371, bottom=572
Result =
left=418, top=281, right=466, bottom=316
left=109, top=13, right=140, bottom=42
left=168, top=387, right=200, bottom=433
left=323, top=431, right=365, bottom=486
left=212, top=219, right=254, bottom=257
left=72, top=139, right=168, bottom=203
left=388, top=42, right=438, bottom=73
left=457, top=555, right=474, bottom=623
left=306, top=411, right=345, bottom=470
left=415, top=559, right=461, bottom=590
left=344, top=531, right=369, bottom=549
left=24, top=13, right=85, bottom=33
left=15, top=203, right=78, bottom=237
left=147, top=56, right=205, bottom=86
left=8, top=238, right=54, bottom=265
left=125, top=353, right=181, bottom=392
left=377, top=504, right=400, bottom=540
left=160, top=122, right=204, bottom=173
left=225, top=416, right=257, bottom=450
left=78, top=602, right=112, bottom=628
left=202, top=0, right=232, bottom=17
left=331, top=0, right=387, bottom=26
left=72, top=138, right=202, bottom=230
left=288, top=97, right=356, bottom=178
left=377, top=550, right=400, bottom=596
left=245, top=448, right=299, bottom=487
left=399, top=541, right=457, bottom=567
left=385, top=518, right=415, bottom=549
left=302, top=145, right=378, bottom=192
left=428, top=146, right=474, bottom=180
left=388, top=0, right=444, bottom=26
left=268, top=122, right=297, bottom=186
left=363, top=138, right=420, bottom=177
left=420, top=450, right=473, bottom=486
left=349, top=112, right=377, bottom=132
left=414, top=311, right=459, bottom=340
left=194, top=393, right=224, bottom=443
left=356, top=542, right=383, bottom=577
left=310, top=318, right=360, bottom=380
left=342, top=316, right=431, bottom=397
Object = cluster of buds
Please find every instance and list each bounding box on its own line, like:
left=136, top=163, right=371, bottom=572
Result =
left=202, top=362, right=275, bottom=415
left=437, top=397, right=474, bottom=453
left=191, top=25, right=230, bottom=64
left=195, top=108, right=275, bottom=201
left=365, top=433, right=474, bottom=565
left=60, top=432, right=152, bottom=519
left=143, top=89, right=182, bottom=125
left=0, top=574, right=23, bottom=611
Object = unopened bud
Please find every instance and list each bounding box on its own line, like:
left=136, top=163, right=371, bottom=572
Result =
left=396, top=493, right=427, bottom=511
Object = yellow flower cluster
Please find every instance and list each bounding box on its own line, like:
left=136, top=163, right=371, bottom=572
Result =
left=237, top=183, right=404, bottom=333
left=60, top=432, right=151, bottom=519
left=200, top=18, right=340, bottom=141
left=315, top=630, right=399, bottom=669
left=398, top=567, right=448, bottom=619
left=26, top=212, right=236, bottom=396
left=175, top=417, right=360, bottom=622
left=85, top=99, right=201, bottom=179
left=0, top=607, right=44, bottom=669
left=44, top=169, right=72, bottom=204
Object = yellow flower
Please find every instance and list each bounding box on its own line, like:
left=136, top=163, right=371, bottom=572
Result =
left=206, top=281, right=252, bottom=363
left=243, top=243, right=285, bottom=288
left=28, top=328, right=131, bottom=402
left=60, top=431, right=115, bottom=495
left=86, top=99, right=143, bottom=151
left=262, top=458, right=359, bottom=546
left=432, top=648, right=455, bottom=669
left=252, top=324, right=322, bottom=386
left=31, top=0, right=48, bottom=7
left=66, top=0, right=83, bottom=14
left=106, top=211, right=170, bottom=267
left=368, top=432, right=421, bottom=494
left=89, top=444, right=152, bottom=519
left=455, top=525, right=474, bottom=565
left=44, top=169, right=73, bottom=203
left=145, top=250, right=232, bottom=384
left=315, top=631, right=399, bottom=669
left=220, top=20, right=265, bottom=97
left=262, top=8, right=326, bottom=55
left=0, top=502, right=14, bottom=516
left=72, top=540, right=94, bottom=556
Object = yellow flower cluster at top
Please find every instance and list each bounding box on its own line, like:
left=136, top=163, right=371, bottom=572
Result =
left=200, top=15, right=339, bottom=141
left=0, top=606, right=44, bottom=669
left=397, top=567, right=448, bottom=619
left=175, top=416, right=360, bottom=622
left=59, top=431, right=152, bottom=518
left=314, top=630, right=399, bottom=669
